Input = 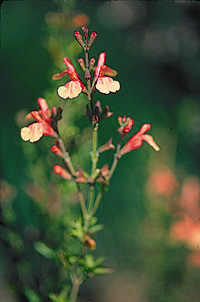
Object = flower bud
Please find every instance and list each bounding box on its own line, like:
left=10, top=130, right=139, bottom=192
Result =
left=51, top=145, right=63, bottom=158
left=51, top=106, right=57, bottom=117
left=88, top=32, right=97, bottom=48
left=56, top=107, right=63, bottom=121
left=83, top=234, right=96, bottom=250
left=75, top=165, right=88, bottom=183
left=99, top=105, right=113, bottom=121
left=118, top=116, right=122, bottom=126
left=82, top=25, right=89, bottom=37
left=74, top=31, right=85, bottom=49
left=84, top=68, right=91, bottom=80
left=89, top=58, right=95, bottom=71
left=53, top=165, right=72, bottom=180
left=98, top=138, right=115, bottom=153
left=78, top=58, right=86, bottom=71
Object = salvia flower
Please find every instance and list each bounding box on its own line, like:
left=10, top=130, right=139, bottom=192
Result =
left=93, top=52, right=120, bottom=94
left=119, top=124, right=160, bottom=157
left=52, top=57, right=85, bottom=99
left=20, top=98, right=58, bottom=143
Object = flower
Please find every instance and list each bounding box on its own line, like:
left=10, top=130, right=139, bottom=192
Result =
left=20, top=98, right=58, bottom=143
left=53, top=57, right=85, bottom=99
left=93, top=52, right=120, bottom=94
left=119, top=124, right=160, bottom=157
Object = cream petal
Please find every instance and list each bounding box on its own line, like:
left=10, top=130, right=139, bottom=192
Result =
left=96, top=77, right=110, bottom=94
left=29, top=123, right=43, bottom=143
left=20, top=127, right=32, bottom=141
left=58, top=84, right=70, bottom=99
left=109, top=80, right=120, bottom=92
left=69, top=81, right=82, bottom=99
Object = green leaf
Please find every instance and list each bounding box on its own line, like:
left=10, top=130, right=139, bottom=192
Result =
left=94, top=256, right=105, bottom=266
left=84, top=254, right=95, bottom=269
left=49, top=287, right=70, bottom=302
left=92, top=266, right=114, bottom=275
left=89, top=224, right=104, bottom=233
left=90, top=216, right=98, bottom=225
left=34, top=241, right=56, bottom=259
left=25, top=289, right=41, bottom=302
left=49, top=294, right=60, bottom=302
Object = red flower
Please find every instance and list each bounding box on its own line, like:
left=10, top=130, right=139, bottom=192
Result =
left=20, top=98, right=58, bottom=143
left=53, top=57, right=85, bottom=99
left=119, top=124, right=160, bottom=156
left=93, top=52, right=120, bottom=94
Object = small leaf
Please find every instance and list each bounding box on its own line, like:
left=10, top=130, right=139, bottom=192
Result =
left=89, top=216, right=98, bottom=225
left=84, top=254, right=95, bottom=269
left=34, top=241, right=56, bottom=259
left=49, top=293, right=60, bottom=302
left=89, top=224, right=104, bottom=233
left=92, top=266, right=114, bottom=275
left=94, top=256, right=105, bottom=266
left=25, top=289, right=41, bottom=302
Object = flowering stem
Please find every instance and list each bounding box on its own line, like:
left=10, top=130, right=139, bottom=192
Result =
left=77, top=184, right=87, bottom=219
left=88, top=185, right=95, bottom=212
left=70, top=277, right=82, bottom=302
left=88, top=123, right=99, bottom=211
left=85, top=50, right=93, bottom=113
left=108, top=143, right=121, bottom=181
left=58, top=137, right=75, bottom=175
left=91, top=123, right=98, bottom=174
left=90, top=185, right=104, bottom=216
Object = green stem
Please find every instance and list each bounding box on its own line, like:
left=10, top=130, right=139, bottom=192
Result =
left=70, top=278, right=81, bottom=302
left=108, top=143, right=121, bottom=181
left=88, top=185, right=95, bottom=212
left=90, top=186, right=104, bottom=216
left=91, top=124, right=98, bottom=174
left=88, top=124, right=99, bottom=211
left=58, top=138, right=75, bottom=175
left=77, top=185, right=87, bottom=219
left=85, top=51, right=93, bottom=113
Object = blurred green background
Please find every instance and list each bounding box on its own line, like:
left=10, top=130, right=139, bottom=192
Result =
left=1, top=1, right=200, bottom=302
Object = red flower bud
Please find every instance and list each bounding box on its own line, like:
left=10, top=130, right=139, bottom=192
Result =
left=51, top=145, right=63, bottom=157
left=88, top=32, right=97, bottom=48
left=53, top=165, right=72, bottom=180
left=82, top=25, right=89, bottom=37
left=78, top=58, right=86, bottom=71
left=74, top=31, right=85, bottom=49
